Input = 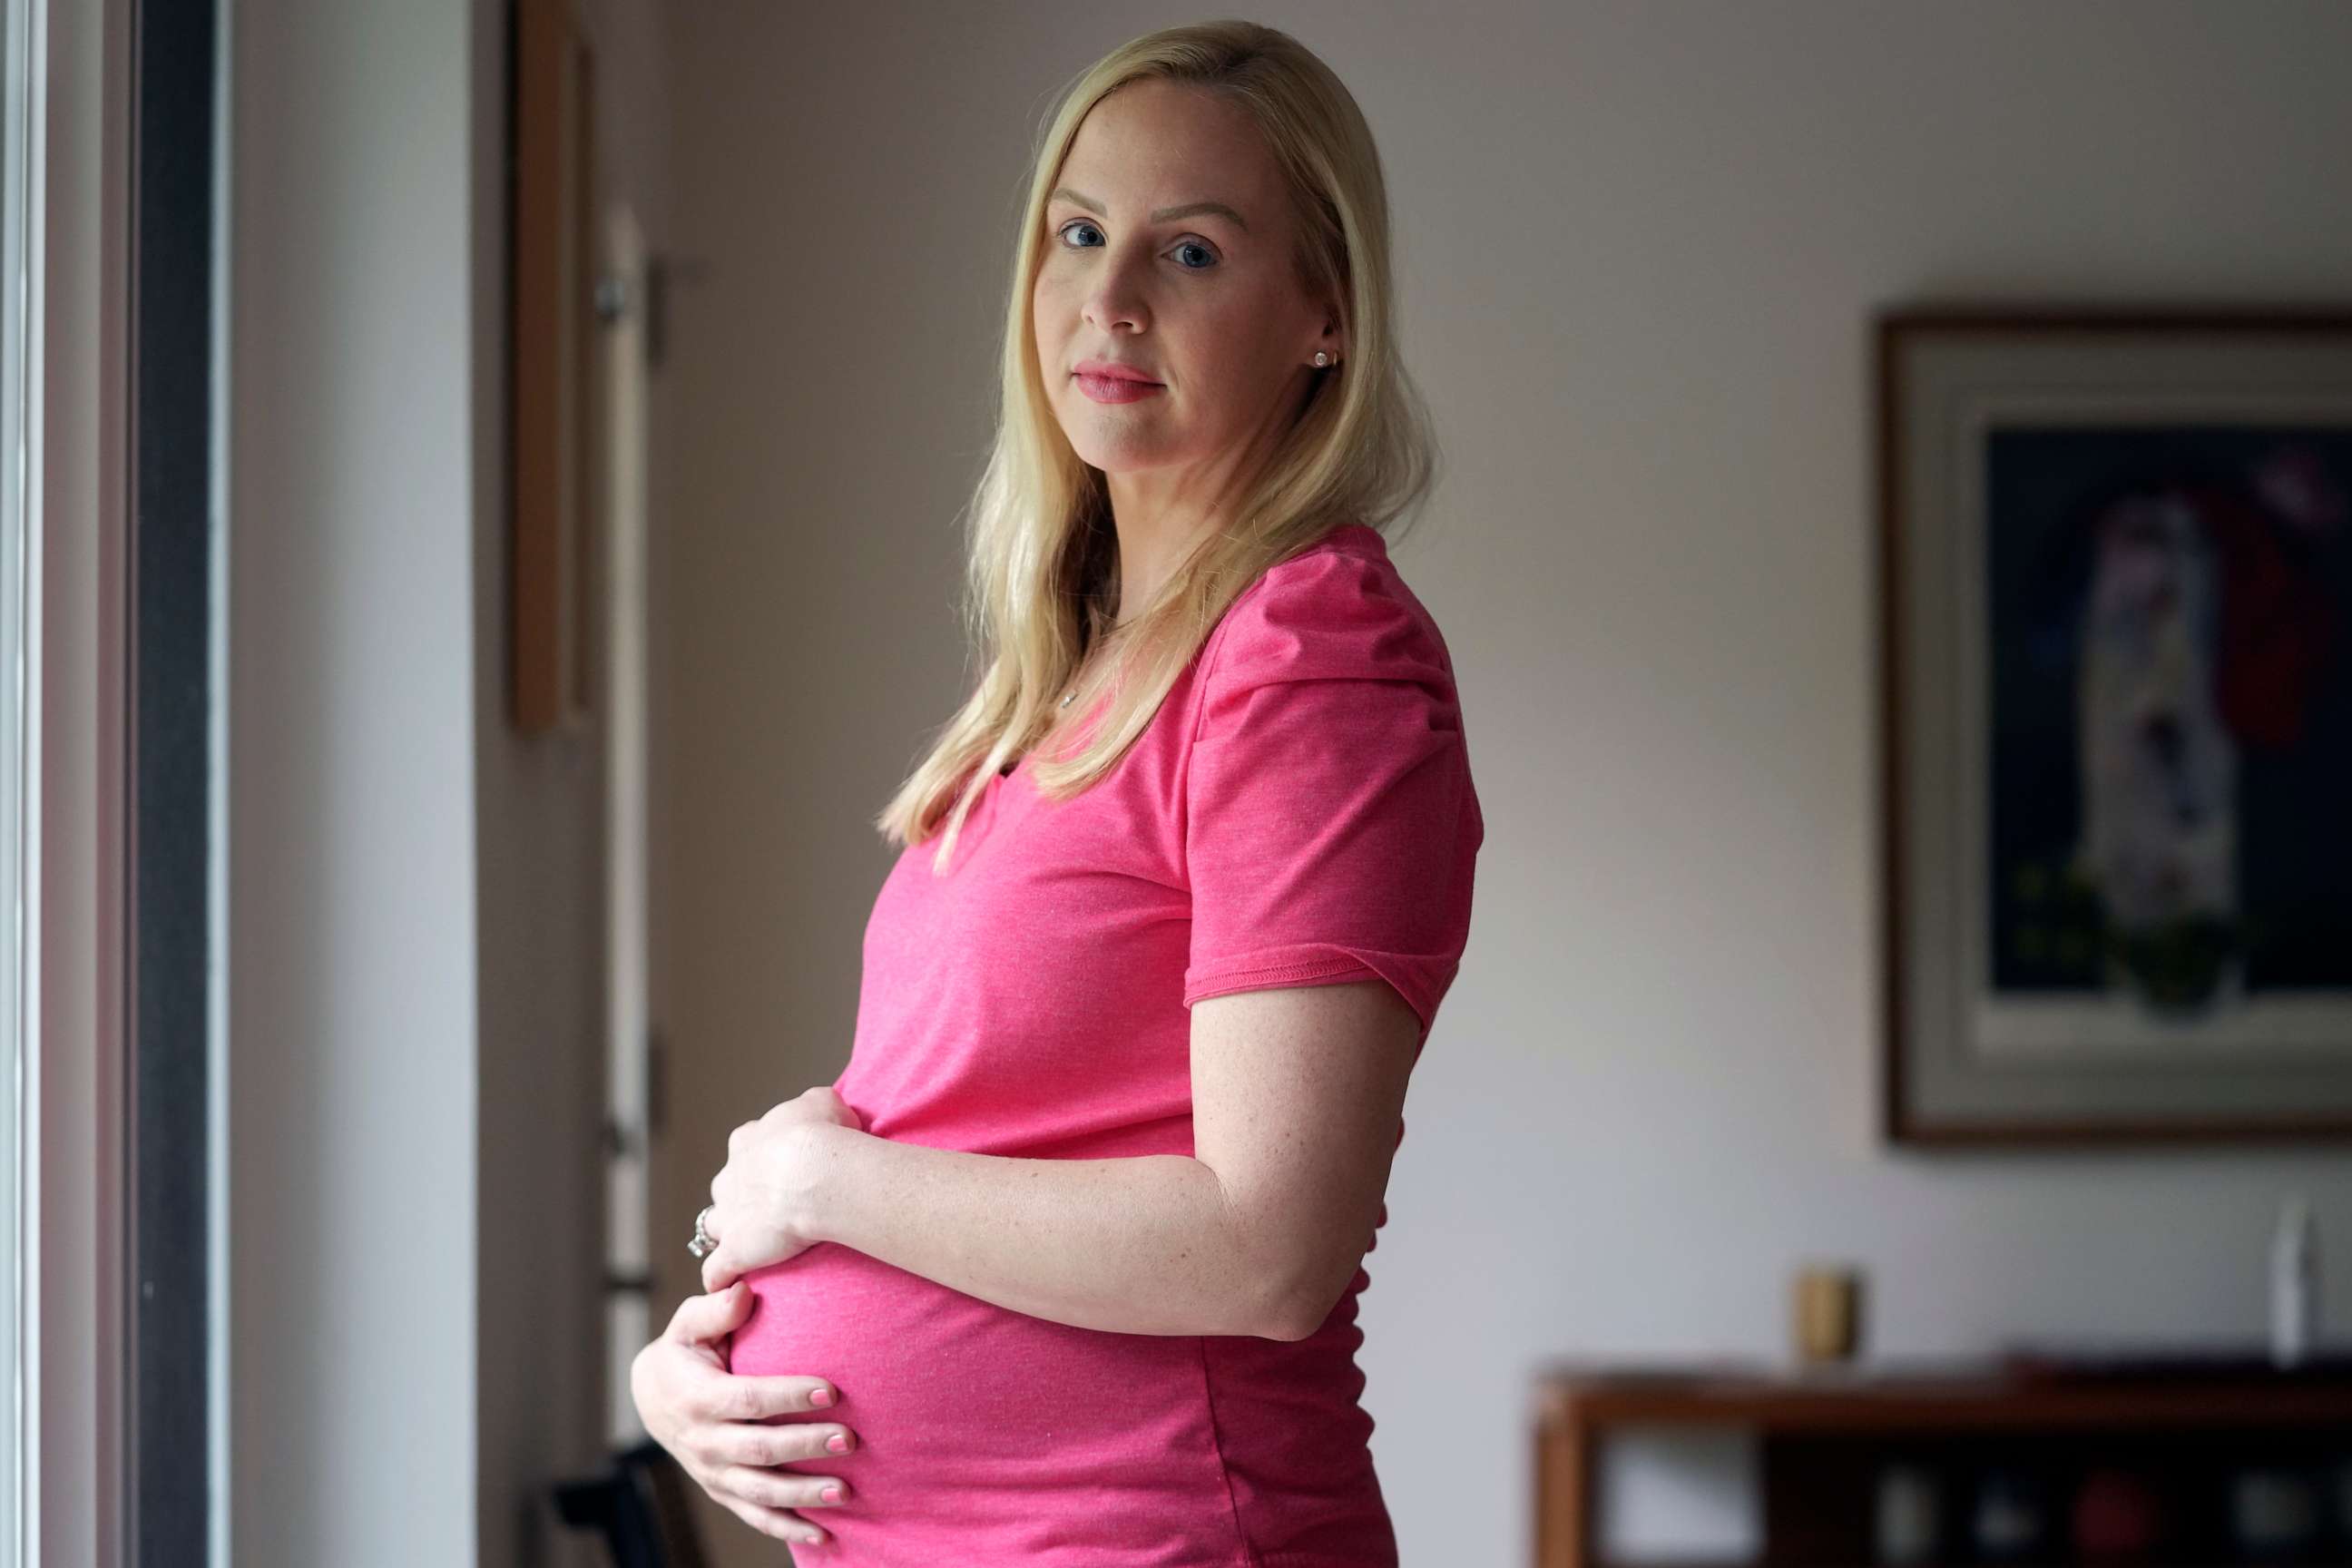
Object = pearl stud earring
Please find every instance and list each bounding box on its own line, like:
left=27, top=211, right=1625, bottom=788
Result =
left=1314, top=350, right=1337, bottom=368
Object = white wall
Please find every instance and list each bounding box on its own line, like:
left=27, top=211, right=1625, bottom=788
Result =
left=230, top=1, right=669, bottom=1563
left=652, top=5, right=2352, bottom=1565
left=229, top=1, right=480, bottom=1561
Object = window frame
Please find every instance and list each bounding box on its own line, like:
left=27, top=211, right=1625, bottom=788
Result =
left=25, top=0, right=136, bottom=1563
left=122, top=0, right=221, bottom=1558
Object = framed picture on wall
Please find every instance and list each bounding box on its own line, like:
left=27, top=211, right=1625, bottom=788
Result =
left=1877, top=305, right=2352, bottom=1144
left=511, top=0, right=598, bottom=732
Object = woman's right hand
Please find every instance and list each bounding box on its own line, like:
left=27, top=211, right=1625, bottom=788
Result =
left=630, top=1281, right=857, bottom=1548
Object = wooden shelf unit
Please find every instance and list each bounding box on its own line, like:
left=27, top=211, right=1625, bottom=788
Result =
left=1532, top=1357, right=2352, bottom=1568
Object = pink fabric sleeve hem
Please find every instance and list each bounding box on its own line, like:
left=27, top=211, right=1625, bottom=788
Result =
left=1182, top=944, right=1446, bottom=1041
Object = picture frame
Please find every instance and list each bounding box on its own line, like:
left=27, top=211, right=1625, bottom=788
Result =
left=1877, top=304, right=2352, bottom=1144
left=511, top=0, right=598, bottom=733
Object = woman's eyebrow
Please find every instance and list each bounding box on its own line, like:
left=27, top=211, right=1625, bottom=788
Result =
left=1050, top=187, right=1249, bottom=231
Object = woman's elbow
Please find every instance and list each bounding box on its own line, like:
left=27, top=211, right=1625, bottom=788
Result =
left=1262, top=1255, right=1357, bottom=1341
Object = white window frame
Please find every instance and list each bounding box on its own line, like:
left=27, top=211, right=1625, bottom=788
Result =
left=24, top=0, right=132, bottom=1563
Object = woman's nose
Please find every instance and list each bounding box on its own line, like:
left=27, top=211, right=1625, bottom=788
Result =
left=1082, top=245, right=1152, bottom=334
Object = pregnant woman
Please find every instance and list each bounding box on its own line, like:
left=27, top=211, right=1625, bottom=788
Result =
left=630, top=19, right=1482, bottom=1563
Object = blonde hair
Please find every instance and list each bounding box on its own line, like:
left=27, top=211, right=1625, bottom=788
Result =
left=875, top=18, right=1439, bottom=869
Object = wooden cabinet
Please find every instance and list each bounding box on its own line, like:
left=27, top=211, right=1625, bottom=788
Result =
left=1533, top=1358, right=2352, bottom=1568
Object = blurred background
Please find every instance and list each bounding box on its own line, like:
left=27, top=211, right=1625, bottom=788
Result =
left=15, top=3, right=2352, bottom=1566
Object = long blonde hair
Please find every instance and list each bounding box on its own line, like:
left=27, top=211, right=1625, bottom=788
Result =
left=876, top=18, right=1439, bottom=869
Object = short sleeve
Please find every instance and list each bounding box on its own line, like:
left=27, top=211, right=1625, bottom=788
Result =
left=1181, top=548, right=1483, bottom=1045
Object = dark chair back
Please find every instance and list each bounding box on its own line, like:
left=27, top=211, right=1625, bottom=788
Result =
left=552, top=1439, right=710, bottom=1568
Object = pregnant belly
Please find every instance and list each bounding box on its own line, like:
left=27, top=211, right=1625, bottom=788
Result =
left=728, top=1242, right=1249, bottom=1563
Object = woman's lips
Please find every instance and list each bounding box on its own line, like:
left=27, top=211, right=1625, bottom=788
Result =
left=1075, top=371, right=1164, bottom=405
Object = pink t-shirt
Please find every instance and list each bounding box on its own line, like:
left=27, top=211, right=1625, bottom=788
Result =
left=728, top=522, right=1483, bottom=1565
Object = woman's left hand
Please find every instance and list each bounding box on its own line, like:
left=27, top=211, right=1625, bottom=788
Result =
left=698, top=1086, right=866, bottom=1294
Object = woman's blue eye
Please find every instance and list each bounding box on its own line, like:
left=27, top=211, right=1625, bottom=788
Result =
left=1054, top=220, right=1218, bottom=270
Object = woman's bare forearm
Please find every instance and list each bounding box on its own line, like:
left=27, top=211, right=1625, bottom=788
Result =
left=792, top=1123, right=1296, bottom=1338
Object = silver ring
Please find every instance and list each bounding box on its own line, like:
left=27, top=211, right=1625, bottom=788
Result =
left=688, top=1202, right=717, bottom=1259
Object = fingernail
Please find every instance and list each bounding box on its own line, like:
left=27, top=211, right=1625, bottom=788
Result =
left=821, top=1485, right=842, bottom=1503
left=826, top=1434, right=849, bottom=1454
left=810, top=1386, right=834, bottom=1407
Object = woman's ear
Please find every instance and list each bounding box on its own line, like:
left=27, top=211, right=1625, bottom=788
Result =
left=1317, top=309, right=1348, bottom=365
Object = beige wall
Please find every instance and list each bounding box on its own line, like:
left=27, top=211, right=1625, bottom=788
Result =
left=472, top=0, right=672, bottom=1563
left=651, top=5, right=2352, bottom=1565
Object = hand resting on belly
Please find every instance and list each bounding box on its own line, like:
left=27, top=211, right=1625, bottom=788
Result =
left=630, top=1280, right=856, bottom=1549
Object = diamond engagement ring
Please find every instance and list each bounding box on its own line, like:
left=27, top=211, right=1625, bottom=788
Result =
left=688, top=1203, right=717, bottom=1259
